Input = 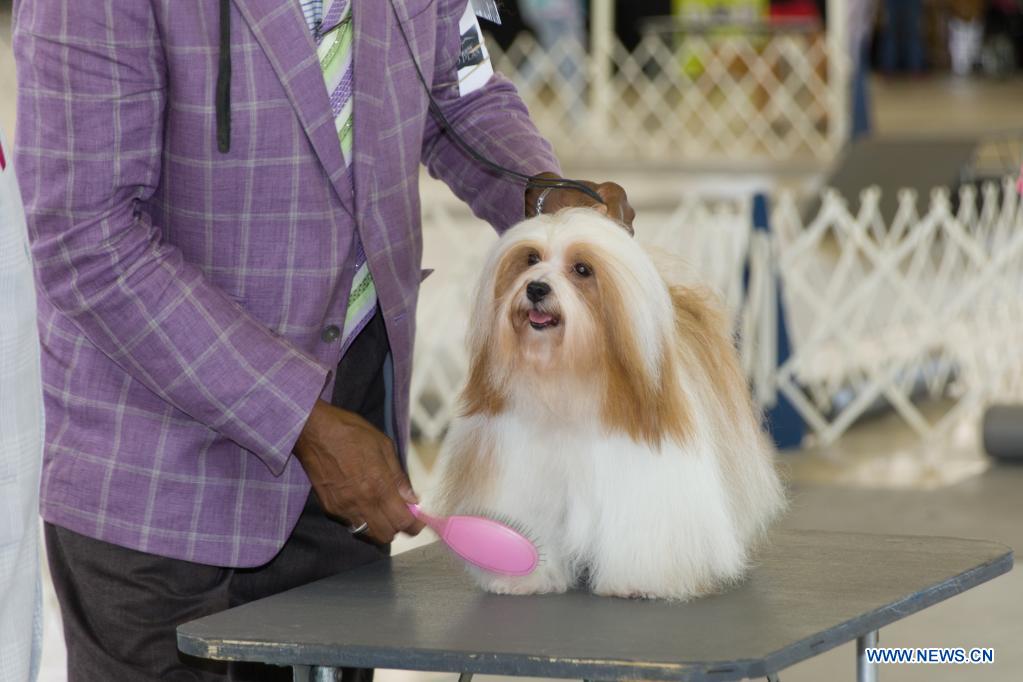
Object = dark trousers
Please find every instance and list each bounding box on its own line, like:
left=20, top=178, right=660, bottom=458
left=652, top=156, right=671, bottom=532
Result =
left=46, top=310, right=392, bottom=681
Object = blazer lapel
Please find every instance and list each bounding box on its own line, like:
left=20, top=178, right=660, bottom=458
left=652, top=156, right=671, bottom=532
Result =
left=232, top=0, right=354, bottom=212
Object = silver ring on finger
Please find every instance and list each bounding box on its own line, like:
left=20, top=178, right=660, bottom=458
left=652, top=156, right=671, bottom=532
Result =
left=349, top=521, right=369, bottom=535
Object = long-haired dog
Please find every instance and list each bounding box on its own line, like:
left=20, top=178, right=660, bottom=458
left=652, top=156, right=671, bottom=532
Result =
left=430, top=209, right=785, bottom=600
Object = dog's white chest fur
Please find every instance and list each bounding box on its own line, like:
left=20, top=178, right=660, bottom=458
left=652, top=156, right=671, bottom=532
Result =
left=441, top=409, right=748, bottom=600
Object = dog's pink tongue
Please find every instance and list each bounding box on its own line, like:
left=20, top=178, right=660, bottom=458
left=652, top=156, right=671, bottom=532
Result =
left=528, top=309, right=554, bottom=325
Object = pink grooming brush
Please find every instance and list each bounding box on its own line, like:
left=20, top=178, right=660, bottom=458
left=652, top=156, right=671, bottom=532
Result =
left=407, top=503, right=539, bottom=576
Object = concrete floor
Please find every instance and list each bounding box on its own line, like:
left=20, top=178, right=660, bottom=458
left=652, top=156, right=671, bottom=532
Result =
left=3, top=8, right=1022, bottom=681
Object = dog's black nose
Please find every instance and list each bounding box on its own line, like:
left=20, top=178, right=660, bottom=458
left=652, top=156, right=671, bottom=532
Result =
left=526, top=281, right=550, bottom=303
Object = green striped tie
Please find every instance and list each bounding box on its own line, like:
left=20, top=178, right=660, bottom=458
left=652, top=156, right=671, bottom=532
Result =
left=316, top=0, right=377, bottom=351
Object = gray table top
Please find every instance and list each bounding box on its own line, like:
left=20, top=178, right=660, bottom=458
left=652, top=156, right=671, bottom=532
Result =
left=178, top=530, right=1012, bottom=681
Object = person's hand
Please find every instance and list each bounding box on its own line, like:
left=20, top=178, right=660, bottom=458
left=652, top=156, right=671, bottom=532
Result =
left=524, top=171, right=636, bottom=235
left=294, top=400, right=424, bottom=544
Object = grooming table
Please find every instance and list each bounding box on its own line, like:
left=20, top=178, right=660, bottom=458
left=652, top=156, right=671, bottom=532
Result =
left=178, top=530, right=1012, bottom=682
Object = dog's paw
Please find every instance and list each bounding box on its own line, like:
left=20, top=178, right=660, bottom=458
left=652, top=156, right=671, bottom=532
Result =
left=476, top=570, right=571, bottom=596
left=591, top=586, right=659, bottom=600
left=590, top=577, right=716, bottom=602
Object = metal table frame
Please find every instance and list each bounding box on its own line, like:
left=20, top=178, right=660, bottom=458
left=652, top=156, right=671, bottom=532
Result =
left=293, top=634, right=879, bottom=682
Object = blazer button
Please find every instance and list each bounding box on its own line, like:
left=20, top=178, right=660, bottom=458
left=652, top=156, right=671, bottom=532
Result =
left=321, top=324, right=341, bottom=343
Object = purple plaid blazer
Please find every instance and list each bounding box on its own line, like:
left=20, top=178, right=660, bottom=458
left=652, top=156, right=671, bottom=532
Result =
left=13, top=0, right=558, bottom=567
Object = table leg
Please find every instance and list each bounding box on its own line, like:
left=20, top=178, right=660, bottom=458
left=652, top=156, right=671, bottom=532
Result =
left=458, top=673, right=474, bottom=682
left=292, top=665, right=343, bottom=681
left=856, top=630, right=879, bottom=682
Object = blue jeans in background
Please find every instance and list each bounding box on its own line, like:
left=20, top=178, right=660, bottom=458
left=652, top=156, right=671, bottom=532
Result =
left=852, top=40, right=873, bottom=139
left=882, top=0, right=925, bottom=72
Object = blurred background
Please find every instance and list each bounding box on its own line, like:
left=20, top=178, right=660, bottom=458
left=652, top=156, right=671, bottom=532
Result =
left=2, top=0, right=1022, bottom=680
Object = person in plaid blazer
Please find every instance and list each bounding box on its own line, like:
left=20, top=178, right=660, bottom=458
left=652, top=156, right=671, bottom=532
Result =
left=13, top=0, right=632, bottom=679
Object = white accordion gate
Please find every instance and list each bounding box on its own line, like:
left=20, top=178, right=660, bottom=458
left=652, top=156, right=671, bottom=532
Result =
left=769, top=179, right=1023, bottom=447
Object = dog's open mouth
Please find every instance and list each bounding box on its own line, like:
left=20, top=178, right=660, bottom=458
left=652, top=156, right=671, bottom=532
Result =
left=527, top=308, right=560, bottom=330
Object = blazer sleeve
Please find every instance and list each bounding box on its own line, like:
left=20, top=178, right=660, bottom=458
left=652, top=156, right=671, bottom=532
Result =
left=420, top=0, right=562, bottom=233
left=13, top=0, right=329, bottom=477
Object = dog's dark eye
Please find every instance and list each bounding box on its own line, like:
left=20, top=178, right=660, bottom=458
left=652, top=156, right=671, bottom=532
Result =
left=527, top=252, right=540, bottom=266
left=573, top=262, right=593, bottom=278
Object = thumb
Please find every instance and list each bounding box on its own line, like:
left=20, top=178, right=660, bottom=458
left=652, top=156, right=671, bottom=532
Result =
left=398, top=481, right=419, bottom=504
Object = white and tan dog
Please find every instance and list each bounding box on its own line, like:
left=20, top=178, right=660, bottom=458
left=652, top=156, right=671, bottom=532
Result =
left=431, top=209, right=785, bottom=600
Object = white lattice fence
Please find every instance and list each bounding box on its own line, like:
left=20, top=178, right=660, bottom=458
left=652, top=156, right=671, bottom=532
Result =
left=411, top=196, right=752, bottom=444
left=487, top=25, right=841, bottom=164
left=770, top=179, right=1023, bottom=445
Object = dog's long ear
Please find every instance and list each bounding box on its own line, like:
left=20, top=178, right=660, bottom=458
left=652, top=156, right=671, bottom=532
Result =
left=461, top=240, right=539, bottom=416
left=668, top=284, right=748, bottom=423
left=461, top=269, right=504, bottom=417
left=462, top=334, right=504, bottom=416
left=587, top=252, right=691, bottom=449
left=670, top=283, right=786, bottom=539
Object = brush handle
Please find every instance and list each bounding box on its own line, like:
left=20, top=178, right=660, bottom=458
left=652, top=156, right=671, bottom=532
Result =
left=407, top=503, right=448, bottom=535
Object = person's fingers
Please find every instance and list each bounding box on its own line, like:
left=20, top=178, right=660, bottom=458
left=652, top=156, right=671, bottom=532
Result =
left=379, top=457, right=425, bottom=535
left=365, top=439, right=422, bottom=536
left=340, top=447, right=393, bottom=538
left=580, top=182, right=606, bottom=208
left=623, top=201, right=637, bottom=230
left=398, top=485, right=420, bottom=504
left=596, top=182, right=635, bottom=234
left=362, top=504, right=397, bottom=545
left=596, top=181, right=623, bottom=201
left=381, top=484, right=424, bottom=536
left=618, top=207, right=636, bottom=235
left=598, top=183, right=625, bottom=218
left=376, top=438, right=418, bottom=503
left=542, top=182, right=600, bottom=212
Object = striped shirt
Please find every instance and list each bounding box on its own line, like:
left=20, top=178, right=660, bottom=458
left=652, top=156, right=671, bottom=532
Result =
left=299, top=0, right=323, bottom=31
